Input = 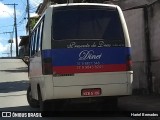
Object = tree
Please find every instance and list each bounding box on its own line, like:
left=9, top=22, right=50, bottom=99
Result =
left=30, top=17, right=40, bottom=30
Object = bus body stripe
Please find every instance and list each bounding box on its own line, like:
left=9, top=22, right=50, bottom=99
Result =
left=42, top=47, right=131, bottom=74
left=53, top=64, right=127, bottom=74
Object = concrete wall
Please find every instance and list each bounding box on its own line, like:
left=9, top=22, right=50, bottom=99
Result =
left=123, top=2, right=160, bottom=94
left=149, top=2, right=160, bottom=94
left=123, top=8, right=148, bottom=92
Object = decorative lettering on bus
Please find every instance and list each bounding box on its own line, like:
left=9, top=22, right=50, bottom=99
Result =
left=67, top=41, right=113, bottom=48
left=79, top=50, right=102, bottom=60
left=98, top=41, right=111, bottom=47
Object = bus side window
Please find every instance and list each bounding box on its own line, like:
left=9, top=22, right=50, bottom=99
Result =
left=30, top=25, right=40, bottom=55
left=36, top=26, right=40, bottom=52
left=33, top=29, right=38, bottom=55
left=29, top=17, right=44, bottom=57
left=29, top=35, right=32, bottom=57
left=38, top=20, right=44, bottom=51
left=31, top=32, right=35, bottom=56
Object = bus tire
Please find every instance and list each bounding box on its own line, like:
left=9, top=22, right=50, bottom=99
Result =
left=38, top=87, right=53, bottom=111
left=27, top=86, right=39, bottom=108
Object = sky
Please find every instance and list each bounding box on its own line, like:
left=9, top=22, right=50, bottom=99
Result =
left=0, top=0, right=43, bottom=57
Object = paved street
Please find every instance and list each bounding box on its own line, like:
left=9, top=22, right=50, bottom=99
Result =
left=0, top=58, right=49, bottom=120
left=119, top=95, right=160, bottom=111
left=0, top=59, right=29, bottom=108
left=0, top=58, right=159, bottom=120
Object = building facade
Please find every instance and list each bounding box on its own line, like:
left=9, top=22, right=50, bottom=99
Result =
left=116, top=0, right=160, bottom=94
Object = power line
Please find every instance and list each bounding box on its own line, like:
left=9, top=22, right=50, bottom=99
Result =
left=30, top=0, right=42, bottom=6
left=0, top=25, right=14, bottom=28
left=17, top=11, right=27, bottom=26
left=20, top=0, right=26, bottom=6
left=17, top=11, right=26, bottom=22
left=4, top=3, right=18, bottom=57
left=0, top=31, right=13, bottom=34
left=14, top=27, right=25, bottom=31
left=17, top=19, right=26, bottom=27
left=18, top=0, right=27, bottom=22
left=30, top=7, right=38, bottom=10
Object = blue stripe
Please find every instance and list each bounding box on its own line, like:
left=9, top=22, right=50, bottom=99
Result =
left=42, top=50, right=52, bottom=58
left=42, top=47, right=130, bottom=66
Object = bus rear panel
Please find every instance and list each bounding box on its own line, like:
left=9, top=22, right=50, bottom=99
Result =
left=41, top=4, right=133, bottom=100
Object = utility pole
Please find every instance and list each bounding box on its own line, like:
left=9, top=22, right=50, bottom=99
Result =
left=27, top=0, right=31, bottom=38
left=26, top=0, right=31, bottom=57
left=4, top=3, right=18, bottom=57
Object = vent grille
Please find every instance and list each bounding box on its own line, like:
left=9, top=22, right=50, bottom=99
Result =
left=53, top=74, right=74, bottom=77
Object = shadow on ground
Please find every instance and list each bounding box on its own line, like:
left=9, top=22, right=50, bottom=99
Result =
left=0, top=67, right=28, bottom=73
left=0, top=105, right=37, bottom=111
left=0, top=80, right=29, bottom=93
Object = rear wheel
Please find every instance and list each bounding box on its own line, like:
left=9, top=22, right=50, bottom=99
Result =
left=37, top=86, right=66, bottom=112
left=38, top=87, right=53, bottom=112
left=27, top=86, right=39, bottom=108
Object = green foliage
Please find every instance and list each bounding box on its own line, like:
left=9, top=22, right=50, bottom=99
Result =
left=30, top=17, right=39, bottom=30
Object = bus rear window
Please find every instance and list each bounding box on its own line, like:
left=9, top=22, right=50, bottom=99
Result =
left=52, top=7, right=124, bottom=41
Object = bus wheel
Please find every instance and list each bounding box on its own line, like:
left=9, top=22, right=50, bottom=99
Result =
left=27, top=86, right=39, bottom=108
left=38, top=87, right=53, bottom=112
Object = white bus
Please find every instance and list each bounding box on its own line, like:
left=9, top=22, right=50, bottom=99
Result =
left=27, top=3, right=133, bottom=111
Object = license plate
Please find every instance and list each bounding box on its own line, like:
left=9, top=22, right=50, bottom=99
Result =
left=81, top=88, right=101, bottom=96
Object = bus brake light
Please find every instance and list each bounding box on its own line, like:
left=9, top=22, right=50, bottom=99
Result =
left=127, top=55, right=132, bottom=71
left=42, top=58, right=52, bottom=75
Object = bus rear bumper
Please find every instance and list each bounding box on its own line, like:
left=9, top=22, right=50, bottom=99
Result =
left=44, top=83, right=131, bottom=100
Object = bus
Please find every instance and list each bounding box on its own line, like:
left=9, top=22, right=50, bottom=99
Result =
left=27, top=3, right=133, bottom=111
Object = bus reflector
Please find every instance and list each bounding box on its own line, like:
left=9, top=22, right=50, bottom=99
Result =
left=42, top=58, right=52, bottom=75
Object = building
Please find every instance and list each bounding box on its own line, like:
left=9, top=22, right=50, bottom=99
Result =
left=19, top=15, right=39, bottom=60
left=115, top=0, right=160, bottom=94
left=19, top=35, right=29, bottom=58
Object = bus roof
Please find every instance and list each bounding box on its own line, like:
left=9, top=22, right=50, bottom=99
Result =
left=50, top=3, right=118, bottom=9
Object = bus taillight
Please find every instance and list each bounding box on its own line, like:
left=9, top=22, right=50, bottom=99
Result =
left=42, top=58, right=52, bottom=75
left=127, top=55, right=132, bottom=71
